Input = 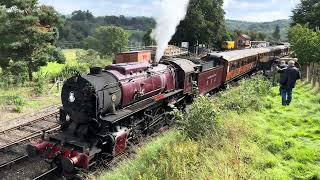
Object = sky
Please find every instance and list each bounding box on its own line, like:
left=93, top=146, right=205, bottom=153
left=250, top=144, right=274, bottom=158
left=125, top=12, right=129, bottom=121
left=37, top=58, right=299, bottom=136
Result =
left=38, top=0, right=300, bottom=22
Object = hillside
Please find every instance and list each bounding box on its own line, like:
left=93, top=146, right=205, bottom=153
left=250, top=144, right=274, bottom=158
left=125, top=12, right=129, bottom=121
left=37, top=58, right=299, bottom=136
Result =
left=226, top=19, right=291, bottom=40
left=99, top=79, right=320, bottom=179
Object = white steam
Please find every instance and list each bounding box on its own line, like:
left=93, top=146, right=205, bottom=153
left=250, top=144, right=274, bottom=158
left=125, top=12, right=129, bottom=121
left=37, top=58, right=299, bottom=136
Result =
left=152, top=0, right=190, bottom=62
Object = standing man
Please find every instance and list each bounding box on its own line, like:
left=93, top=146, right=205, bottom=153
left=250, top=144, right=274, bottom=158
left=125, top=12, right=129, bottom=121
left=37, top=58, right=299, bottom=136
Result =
left=278, top=60, right=301, bottom=106
left=277, top=60, right=288, bottom=94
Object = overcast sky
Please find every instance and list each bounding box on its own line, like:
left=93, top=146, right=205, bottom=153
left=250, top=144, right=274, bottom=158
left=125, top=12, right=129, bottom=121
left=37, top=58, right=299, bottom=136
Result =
left=38, top=0, right=300, bottom=22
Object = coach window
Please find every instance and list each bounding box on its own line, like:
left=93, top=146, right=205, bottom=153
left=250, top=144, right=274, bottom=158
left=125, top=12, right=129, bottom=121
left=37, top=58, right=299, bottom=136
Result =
left=237, top=61, right=240, bottom=68
left=230, top=62, right=236, bottom=71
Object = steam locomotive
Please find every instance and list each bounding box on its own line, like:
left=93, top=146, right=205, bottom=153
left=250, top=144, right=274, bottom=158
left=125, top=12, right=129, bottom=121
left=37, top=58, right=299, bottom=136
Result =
left=26, top=45, right=289, bottom=175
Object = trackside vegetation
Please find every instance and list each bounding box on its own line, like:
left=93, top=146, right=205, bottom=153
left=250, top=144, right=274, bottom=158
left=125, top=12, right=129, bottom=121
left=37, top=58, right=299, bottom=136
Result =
left=99, top=77, right=320, bottom=179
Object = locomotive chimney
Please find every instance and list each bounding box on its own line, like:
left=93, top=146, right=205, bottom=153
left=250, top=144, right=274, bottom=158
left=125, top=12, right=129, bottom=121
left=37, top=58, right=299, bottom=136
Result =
left=152, top=61, right=158, bottom=67
left=90, top=67, right=102, bottom=74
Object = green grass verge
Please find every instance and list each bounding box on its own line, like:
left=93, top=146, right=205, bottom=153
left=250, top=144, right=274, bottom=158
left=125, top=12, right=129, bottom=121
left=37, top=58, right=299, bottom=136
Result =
left=99, top=81, right=320, bottom=180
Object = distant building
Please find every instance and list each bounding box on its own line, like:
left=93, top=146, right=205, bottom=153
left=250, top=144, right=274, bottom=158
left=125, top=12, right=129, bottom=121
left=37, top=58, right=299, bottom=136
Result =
left=235, top=34, right=251, bottom=49
left=251, top=41, right=270, bottom=48
left=115, top=50, right=151, bottom=64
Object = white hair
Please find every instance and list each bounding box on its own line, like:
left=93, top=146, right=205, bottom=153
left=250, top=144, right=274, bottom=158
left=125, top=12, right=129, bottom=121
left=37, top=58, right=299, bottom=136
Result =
left=288, top=60, right=295, bottom=67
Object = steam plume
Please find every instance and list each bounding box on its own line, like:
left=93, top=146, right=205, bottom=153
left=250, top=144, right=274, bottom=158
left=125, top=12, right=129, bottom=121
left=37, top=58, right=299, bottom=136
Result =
left=152, top=0, right=190, bottom=62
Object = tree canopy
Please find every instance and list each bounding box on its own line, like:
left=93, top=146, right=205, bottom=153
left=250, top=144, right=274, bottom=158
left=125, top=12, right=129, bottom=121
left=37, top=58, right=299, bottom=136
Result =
left=272, top=25, right=281, bottom=41
left=84, top=26, right=129, bottom=56
left=171, top=0, right=225, bottom=49
left=58, top=11, right=155, bottom=48
left=0, top=0, right=65, bottom=81
left=288, top=25, right=320, bottom=65
left=291, top=0, right=320, bottom=29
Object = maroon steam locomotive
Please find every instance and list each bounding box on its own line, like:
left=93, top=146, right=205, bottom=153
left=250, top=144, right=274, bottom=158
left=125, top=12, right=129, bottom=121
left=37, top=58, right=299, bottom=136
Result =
left=26, top=45, right=289, bottom=175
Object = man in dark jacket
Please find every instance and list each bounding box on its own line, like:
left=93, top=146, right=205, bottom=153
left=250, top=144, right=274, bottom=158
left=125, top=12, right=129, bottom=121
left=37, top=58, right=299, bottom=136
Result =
left=277, top=61, right=288, bottom=95
left=278, top=60, right=301, bottom=106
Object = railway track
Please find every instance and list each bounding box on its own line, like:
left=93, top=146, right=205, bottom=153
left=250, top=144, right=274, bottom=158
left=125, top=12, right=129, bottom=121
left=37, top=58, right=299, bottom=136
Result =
left=0, top=111, right=61, bottom=180
left=0, top=111, right=60, bottom=150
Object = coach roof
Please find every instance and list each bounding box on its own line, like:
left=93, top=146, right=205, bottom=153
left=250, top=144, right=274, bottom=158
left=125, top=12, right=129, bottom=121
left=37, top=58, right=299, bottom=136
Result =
left=208, top=46, right=288, bottom=62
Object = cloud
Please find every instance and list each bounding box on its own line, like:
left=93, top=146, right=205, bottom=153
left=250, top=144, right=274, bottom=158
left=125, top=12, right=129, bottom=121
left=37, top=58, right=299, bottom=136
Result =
left=224, top=0, right=299, bottom=22
left=38, top=0, right=156, bottom=17
left=39, top=0, right=300, bottom=22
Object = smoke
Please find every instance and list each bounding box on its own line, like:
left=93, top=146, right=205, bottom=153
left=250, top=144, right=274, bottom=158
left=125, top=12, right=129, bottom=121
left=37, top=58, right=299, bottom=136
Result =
left=152, top=0, right=190, bottom=62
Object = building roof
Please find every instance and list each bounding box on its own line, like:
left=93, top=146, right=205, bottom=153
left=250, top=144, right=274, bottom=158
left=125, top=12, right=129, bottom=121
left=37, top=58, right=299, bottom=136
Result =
left=208, top=45, right=288, bottom=62
left=239, top=34, right=251, bottom=40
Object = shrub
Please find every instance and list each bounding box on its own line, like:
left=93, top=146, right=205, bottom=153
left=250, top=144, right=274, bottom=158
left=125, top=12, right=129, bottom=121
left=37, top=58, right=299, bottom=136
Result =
left=0, top=61, right=29, bottom=87
left=217, top=75, right=272, bottom=113
left=0, top=94, right=26, bottom=112
left=178, top=96, right=219, bottom=140
left=57, top=64, right=87, bottom=80
left=33, top=71, right=47, bottom=96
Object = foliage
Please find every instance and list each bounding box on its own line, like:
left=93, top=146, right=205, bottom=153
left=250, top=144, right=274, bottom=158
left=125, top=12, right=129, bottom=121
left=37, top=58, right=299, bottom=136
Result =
left=58, top=11, right=155, bottom=48
left=178, top=96, right=218, bottom=140
left=0, top=0, right=63, bottom=81
left=33, top=71, right=47, bottom=95
left=76, top=49, right=112, bottom=67
left=231, top=30, right=267, bottom=41
left=143, top=29, right=155, bottom=46
left=216, top=76, right=272, bottom=113
left=226, top=19, right=290, bottom=41
left=57, top=64, right=87, bottom=80
left=0, top=61, right=29, bottom=87
left=171, top=0, right=226, bottom=48
left=288, top=25, right=320, bottom=65
left=84, top=26, right=129, bottom=56
left=291, top=0, right=320, bottom=29
left=272, top=25, right=281, bottom=41
left=0, top=94, right=26, bottom=112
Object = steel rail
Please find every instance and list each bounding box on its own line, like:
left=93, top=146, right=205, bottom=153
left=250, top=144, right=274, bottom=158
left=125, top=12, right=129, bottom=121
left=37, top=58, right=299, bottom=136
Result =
left=0, top=125, right=61, bottom=150
left=32, top=167, right=58, bottom=180
left=0, top=155, right=28, bottom=169
left=0, top=111, right=59, bottom=134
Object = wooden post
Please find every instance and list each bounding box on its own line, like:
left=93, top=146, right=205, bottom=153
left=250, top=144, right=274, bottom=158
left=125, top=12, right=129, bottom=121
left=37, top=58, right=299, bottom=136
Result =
left=306, top=64, right=310, bottom=82
left=311, top=62, right=316, bottom=87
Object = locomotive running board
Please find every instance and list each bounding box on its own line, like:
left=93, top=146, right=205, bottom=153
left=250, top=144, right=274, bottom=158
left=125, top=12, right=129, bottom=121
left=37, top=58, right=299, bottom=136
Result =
left=100, top=89, right=184, bottom=124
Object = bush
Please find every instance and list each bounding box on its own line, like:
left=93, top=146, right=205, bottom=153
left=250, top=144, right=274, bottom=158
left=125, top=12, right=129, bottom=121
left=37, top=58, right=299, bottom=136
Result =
left=178, top=96, right=219, bottom=140
left=217, top=75, right=272, bottom=113
left=33, top=71, right=47, bottom=96
left=0, top=61, right=29, bottom=87
left=0, top=94, right=26, bottom=112
left=57, top=64, right=87, bottom=80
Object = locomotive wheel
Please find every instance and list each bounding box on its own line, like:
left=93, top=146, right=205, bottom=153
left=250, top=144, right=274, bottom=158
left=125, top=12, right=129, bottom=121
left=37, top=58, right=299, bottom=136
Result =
left=164, top=112, right=175, bottom=126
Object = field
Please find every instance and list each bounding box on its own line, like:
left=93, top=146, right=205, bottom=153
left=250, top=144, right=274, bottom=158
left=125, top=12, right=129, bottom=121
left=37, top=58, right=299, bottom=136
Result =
left=0, top=49, right=110, bottom=121
left=99, top=79, right=320, bottom=179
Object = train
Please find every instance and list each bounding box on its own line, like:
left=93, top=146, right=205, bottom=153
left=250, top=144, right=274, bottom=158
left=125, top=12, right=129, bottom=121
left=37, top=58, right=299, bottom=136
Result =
left=26, top=45, right=290, bottom=176
left=222, top=41, right=235, bottom=50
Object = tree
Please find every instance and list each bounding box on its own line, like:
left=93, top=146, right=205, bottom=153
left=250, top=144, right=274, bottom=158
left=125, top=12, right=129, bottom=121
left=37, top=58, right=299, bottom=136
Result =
left=292, top=0, right=320, bottom=29
left=288, top=25, right=320, bottom=84
left=143, top=29, right=155, bottom=46
left=0, top=0, right=64, bottom=81
left=272, top=25, right=281, bottom=41
left=84, top=26, right=129, bottom=56
left=171, top=0, right=225, bottom=49
left=71, top=10, right=94, bottom=21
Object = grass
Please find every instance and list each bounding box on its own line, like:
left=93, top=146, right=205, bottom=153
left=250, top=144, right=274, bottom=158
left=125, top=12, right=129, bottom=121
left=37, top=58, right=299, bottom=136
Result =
left=0, top=48, right=114, bottom=119
left=99, top=81, right=320, bottom=180
left=0, top=85, right=60, bottom=120
left=0, top=49, right=83, bottom=119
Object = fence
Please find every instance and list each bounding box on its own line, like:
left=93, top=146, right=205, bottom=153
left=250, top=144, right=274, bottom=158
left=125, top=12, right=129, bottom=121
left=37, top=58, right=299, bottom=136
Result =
left=303, top=63, right=320, bottom=91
